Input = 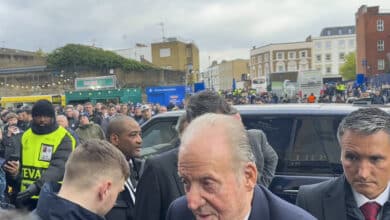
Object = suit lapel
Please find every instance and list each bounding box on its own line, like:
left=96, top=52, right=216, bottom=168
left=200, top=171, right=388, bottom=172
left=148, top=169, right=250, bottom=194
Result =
left=323, top=176, right=348, bottom=220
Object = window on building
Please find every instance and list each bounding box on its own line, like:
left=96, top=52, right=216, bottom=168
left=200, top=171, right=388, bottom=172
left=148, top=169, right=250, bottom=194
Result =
left=327, top=30, right=331, bottom=36
left=338, top=40, right=345, bottom=49
left=377, top=19, right=384, bottom=32
left=288, top=51, right=296, bottom=59
left=300, top=50, right=307, bottom=58
left=378, top=59, right=385, bottom=70
left=315, top=65, right=322, bottom=71
left=326, top=66, right=332, bottom=73
left=325, top=54, right=331, bottom=62
left=258, top=55, right=262, bottom=63
left=277, top=52, right=284, bottom=60
left=338, top=29, right=342, bottom=35
left=348, top=39, right=355, bottom=48
left=325, top=41, right=332, bottom=49
left=159, top=48, right=171, bottom=57
left=339, top=52, right=345, bottom=61
left=348, top=28, right=353, bottom=34
left=277, top=62, right=285, bottom=72
left=315, top=42, right=322, bottom=49
left=316, top=54, right=322, bottom=62
left=378, top=40, right=385, bottom=52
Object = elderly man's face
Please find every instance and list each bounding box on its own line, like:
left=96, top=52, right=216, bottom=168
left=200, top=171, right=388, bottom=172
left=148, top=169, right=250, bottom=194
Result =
left=341, top=130, right=390, bottom=199
left=178, top=128, right=254, bottom=220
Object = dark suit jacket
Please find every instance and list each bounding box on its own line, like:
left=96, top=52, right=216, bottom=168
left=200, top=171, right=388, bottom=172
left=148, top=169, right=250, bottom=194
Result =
left=166, top=185, right=315, bottom=220
left=295, top=175, right=390, bottom=220
left=297, top=176, right=347, bottom=220
left=106, top=158, right=143, bottom=220
left=135, top=147, right=184, bottom=220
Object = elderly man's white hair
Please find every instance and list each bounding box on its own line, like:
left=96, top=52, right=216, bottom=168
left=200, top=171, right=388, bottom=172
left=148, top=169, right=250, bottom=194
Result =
left=180, top=113, right=255, bottom=169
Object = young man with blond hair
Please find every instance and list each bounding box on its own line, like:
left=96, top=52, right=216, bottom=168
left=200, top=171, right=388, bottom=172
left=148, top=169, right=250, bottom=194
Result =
left=35, top=139, right=130, bottom=220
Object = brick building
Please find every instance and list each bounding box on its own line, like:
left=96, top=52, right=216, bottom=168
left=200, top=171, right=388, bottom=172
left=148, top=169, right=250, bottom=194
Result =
left=356, top=5, right=390, bottom=76
left=250, top=39, right=312, bottom=78
left=151, top=38, right=199, bottom=73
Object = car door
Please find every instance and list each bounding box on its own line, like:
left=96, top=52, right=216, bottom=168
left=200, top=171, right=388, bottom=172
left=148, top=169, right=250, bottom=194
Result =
left=241, top=114, right=344, bottom=203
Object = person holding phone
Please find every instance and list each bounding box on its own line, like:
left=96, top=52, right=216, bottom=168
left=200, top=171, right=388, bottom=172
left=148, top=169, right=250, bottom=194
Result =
left=0, top=112, right=23, bottom=205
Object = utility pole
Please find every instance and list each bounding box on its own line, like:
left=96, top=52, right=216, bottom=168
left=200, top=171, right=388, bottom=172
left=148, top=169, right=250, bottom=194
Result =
left=158, top=22, right=165, bottom=41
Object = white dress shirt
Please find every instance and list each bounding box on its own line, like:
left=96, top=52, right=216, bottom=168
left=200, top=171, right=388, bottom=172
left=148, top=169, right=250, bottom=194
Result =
left=352, top=182, right=390, bottom=220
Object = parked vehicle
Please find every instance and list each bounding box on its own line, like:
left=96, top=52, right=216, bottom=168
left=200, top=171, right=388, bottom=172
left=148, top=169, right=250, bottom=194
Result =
left=141, top=104, right=390, bottom=203
left=0, top=94, right=65, bottom=108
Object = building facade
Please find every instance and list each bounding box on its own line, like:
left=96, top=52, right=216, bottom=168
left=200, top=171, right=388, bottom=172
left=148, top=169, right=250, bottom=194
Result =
left=356, top=5, right=390, bottom=76
left=202, top=61, right=220, bottom=90
left=203, top=59, right=249, bottom=91
left=0, top=48, right=46, bottom=68
left=250, top=40, right=312, bottom=79
left=151, top=38, right=200, bottom=74
left=311, top=26, right=355, bottom=76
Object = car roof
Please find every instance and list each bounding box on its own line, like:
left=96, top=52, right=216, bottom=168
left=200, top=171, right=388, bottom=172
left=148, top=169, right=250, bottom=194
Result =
left=146, top=103, right=390, bottom=120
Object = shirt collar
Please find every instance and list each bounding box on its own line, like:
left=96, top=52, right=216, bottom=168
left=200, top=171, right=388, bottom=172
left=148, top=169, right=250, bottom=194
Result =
left=243, top=207, right=251, bottom=220
left=352, top=182, right=390, bottom=207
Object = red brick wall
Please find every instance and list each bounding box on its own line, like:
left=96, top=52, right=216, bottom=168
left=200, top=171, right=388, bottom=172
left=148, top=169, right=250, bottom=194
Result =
left=356, top=5, right=390, bottom=76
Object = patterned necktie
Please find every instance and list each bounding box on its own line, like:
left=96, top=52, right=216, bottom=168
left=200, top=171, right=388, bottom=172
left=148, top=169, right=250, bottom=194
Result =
left=360, top=202, right=381, bottom=220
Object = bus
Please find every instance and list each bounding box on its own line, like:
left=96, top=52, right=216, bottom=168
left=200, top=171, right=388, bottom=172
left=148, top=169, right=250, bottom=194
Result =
left=251, top=76, right=267, bottom=93
left=0, top=94, right=66, bottom=108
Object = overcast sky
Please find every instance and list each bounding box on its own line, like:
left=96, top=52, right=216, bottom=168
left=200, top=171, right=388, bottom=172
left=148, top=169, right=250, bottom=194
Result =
left=1, top=0, right=390, bottom=71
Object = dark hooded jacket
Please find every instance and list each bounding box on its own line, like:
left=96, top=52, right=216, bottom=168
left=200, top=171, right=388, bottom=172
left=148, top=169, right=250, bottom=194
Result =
left=36, top=189, right=104, bottom=220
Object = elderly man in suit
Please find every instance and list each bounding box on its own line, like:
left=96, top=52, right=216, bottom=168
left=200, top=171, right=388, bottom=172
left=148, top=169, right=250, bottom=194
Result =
left=135, top=90, right=278, bottom=220
left=297, top=107, right=390, bottom=220
left=166, top=113, right=314, bottom=220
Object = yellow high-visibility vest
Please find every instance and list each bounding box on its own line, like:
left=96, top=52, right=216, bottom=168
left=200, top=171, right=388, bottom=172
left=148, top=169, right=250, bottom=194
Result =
left=20, top=126, right=76, bottom=199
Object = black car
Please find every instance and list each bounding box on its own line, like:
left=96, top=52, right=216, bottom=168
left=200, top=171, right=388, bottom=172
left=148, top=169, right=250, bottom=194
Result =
left=141, top=103, right=390, bottom=203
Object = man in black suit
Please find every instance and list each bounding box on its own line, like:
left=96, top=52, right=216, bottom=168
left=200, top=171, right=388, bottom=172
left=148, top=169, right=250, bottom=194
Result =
left=166, top=113, right=314, bottom=220
left=134, top=112, right=187, bottom=220
left=297, top=108, right=390, bottom=220
left=105, top=116, right=143, bottom=220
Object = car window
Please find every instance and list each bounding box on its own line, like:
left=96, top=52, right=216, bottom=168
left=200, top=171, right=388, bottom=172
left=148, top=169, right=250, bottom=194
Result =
left=287, top=116, right=342, bottom=174
left=142, top=119, right=178, bottom=149
left=242, top=115, right=343, bottom=175
left=242, top=115, right=294, bottom=173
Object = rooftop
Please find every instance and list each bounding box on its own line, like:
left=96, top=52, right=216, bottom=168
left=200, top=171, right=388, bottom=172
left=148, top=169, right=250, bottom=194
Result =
left=320, top=26, right=355, bottom=37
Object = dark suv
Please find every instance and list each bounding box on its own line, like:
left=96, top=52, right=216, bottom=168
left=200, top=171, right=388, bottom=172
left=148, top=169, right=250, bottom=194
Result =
left=141, top=104, right=389, bottom=203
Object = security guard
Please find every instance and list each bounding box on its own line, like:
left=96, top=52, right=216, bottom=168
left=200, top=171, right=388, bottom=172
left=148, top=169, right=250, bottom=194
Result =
left=15, top=100, right=76, bottom=210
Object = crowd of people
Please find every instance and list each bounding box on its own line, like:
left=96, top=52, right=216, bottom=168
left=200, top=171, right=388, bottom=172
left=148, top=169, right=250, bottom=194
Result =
left=219, top=82, right=390, bottom=105
left=0, top=90, right=389, bottom=220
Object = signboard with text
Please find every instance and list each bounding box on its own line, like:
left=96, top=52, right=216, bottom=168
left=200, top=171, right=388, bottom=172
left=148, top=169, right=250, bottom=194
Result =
left=75, top=76, right=116, bottom=91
